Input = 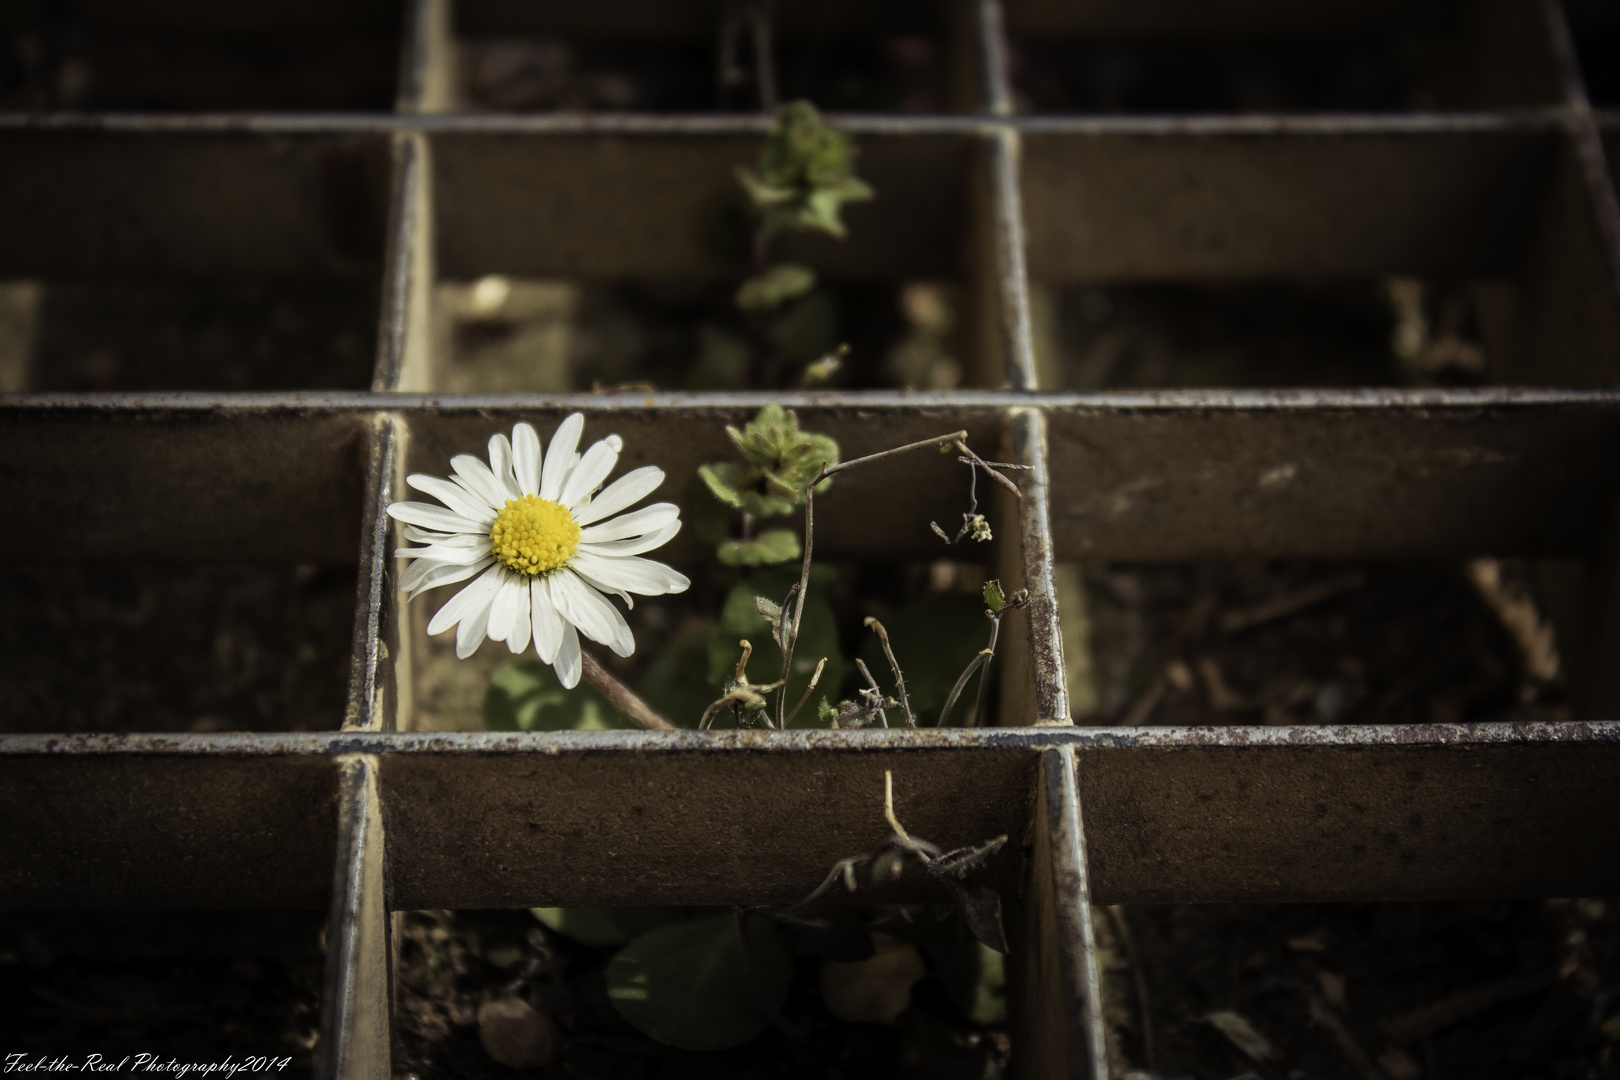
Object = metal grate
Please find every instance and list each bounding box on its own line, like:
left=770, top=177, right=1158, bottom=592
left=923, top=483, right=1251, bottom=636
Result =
left=2, top=0, right=1619, bottom=1075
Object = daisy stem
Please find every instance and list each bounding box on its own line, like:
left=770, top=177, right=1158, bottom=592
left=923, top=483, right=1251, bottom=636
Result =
left=581, top=652, right=676, bottom=731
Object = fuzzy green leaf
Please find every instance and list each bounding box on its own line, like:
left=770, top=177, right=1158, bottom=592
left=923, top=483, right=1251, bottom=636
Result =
left=983, top=579, right=1005, bottom=613
left=735, top=263, right=816, bottom=311
left=606, top=915, right=791, bottom=1051
left=716, top=528, right=801, bottom=567
left=739, top=100, right=873, bottom=240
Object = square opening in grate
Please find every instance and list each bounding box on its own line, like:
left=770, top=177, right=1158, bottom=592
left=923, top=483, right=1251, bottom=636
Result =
left=448, top=0, right=959, bottom=114
left=0, top=910, right=326, bottom=1063
left=1004, top=0, right=1569, bottom=113
left=0, top=129, right=392, bottom=391
left=0, top=2, right=403, bottom=111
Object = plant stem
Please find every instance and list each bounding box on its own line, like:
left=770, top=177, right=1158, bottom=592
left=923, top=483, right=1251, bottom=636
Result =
left=782, top=657, right=827, bottom=726
left=581, top=652, right=675, bottom=731
left=954, top=438, right=1024, bottom=498
left=864, top=617, right=915, bottom=728
left=854, top=658, right=889, bottom=728
left=748, top=0, right=777, bottom=111
left=938, top=650, right=993, bottom=727
left=968, top=615, right=1001, bottom=728
left=822, top=429, right=969, bottom=480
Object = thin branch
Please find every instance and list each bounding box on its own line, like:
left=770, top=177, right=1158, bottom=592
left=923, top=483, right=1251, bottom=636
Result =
left=938, top=650, right=993, bottom=727
left=822, top=429, right=968, bottom=480
left=854, top=658, right=889, bottom=728
left=581, top=652, right=675, bottom=731
left=783, top=657, right=828, bottom=726
left=954, top=439, right=1023, bottom=498
left=882, top=770, right=928, bottom=861
left=864, top=617, right=915, bottom=728
left=792, top=855, right=865, bottom=909
left=967, top=615, right=1000, bottom=728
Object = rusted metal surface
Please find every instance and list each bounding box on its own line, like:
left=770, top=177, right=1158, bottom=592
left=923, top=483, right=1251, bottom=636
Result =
left=1044, top=389, right=1620, bottom=559
left=434, top=129, right=975, bottom=280
left=0, top=403, right=368, bottom=564
left=1015, top=748, right=1108, bottom=1080
left=321, top=756, right=392, bottom=1080
left=0, top=129, right=390, bottom=279
left=1, top=724, right=1616, bottom=910
left=1080, top=732, right=1620, bottom=903
left=1023, top=122, right=1558, bottom=281
left=379, top=743, right=1036, bottom=909
left=0, top=749, right=338, bottom=908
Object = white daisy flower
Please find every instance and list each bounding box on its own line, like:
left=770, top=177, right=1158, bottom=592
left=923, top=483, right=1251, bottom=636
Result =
left=386, top=413, right=689, bottom=688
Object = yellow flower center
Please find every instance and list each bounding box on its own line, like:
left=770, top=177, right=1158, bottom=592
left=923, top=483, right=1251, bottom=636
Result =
left=489, top=495, right=580, bottom=576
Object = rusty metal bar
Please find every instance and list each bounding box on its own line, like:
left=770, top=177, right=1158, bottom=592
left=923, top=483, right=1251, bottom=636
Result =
left=0, top=723, right=1615, bottom=909
left=371, top=133, right=436, bottom=392
left=1015, top=748, right=1108, bottom=1080
left=344, top=415, right=404, bottom=733
left=7, top=390, right=1615, bottom=563
left=320, top=755, right=391, bottom=1080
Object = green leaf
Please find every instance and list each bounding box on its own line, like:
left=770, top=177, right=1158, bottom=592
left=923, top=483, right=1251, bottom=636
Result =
left=531, top=907, right=627, bottom=948
left=532, top=907, right=691, bottom=950
left=735, top=263, right=816, bottom=311
left=739, top=100, right=873, bottom=240
left=983, top=579, right=1005, bottom=613
left=700, top=462, right=795, bottom=519
left=717, top=529, right=801, bottom=567
left=606, top=915, right=791, bottom=1051
left=707, top=569, right=845, bottom=726
left=697, top=462, right=749, bottom=510
left=639, top=627, right=717, bottom=731
left=484, top=660, right=627, bottom=732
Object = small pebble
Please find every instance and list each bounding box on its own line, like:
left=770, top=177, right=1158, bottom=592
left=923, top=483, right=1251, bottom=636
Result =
left=478, top=997, right=559, bottom=1070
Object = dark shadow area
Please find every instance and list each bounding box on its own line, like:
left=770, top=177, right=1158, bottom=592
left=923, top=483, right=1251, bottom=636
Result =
left=0, top=564, right=357, bottom=733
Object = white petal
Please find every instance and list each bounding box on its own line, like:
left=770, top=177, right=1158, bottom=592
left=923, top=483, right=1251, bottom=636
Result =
left=601, top=597, right=636, bottom=658
left=554, top=621, right=582, bottom=689
left=401, top=524, right=448, bottom=544
left=508, top=581, right=532, bottom=654
left=486, top=577, right=525, bottom=643
left=578, top=503, right=679, bottom=543
left=561, top=437, right=621, bottom=510
left=550, top=569, right=621, bottom=647
left=488, top=434, right=522, bottom=501
left=426, top=565, right=503, bottom=637
left=457, top=589, right=494, bottom=658
left=531, top=577, right=564, bottom=664
left=513, top=423, right=542, bottom=496
left=571, top=552, right=691, bottom=596
left=402, top=555, right=492, bottom=598
left=388, top=501, right=484, bottom=535
left=573, top=466, right=665, bottom=526
left=395, top=540, right=491, bottom=565
left=451, top=454, right=511, bottom=512
left=577, top=520, right=681, bottom=558
left=540, top=413, right=585, bottom=501
left=406, top=474, right=496, bottom=523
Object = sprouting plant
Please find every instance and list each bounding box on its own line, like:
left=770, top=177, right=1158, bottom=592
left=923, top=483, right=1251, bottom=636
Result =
left=698, top=402, right=838, bottom=568
left=698, top=421, right=1027, bottom=731
left=733, top=101, right=872, bottom=386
